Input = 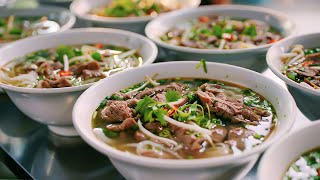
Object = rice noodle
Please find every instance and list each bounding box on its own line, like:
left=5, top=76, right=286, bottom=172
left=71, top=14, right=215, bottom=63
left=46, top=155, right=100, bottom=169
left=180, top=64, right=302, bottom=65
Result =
left=118, top=49, right=137, bottom=59
left=68, top=55, right=88, bottom=64
left=0, top=70, right=37, bottom=86
left=125, top=75, right=159, bottom=94
left=188, top=121, right=214, bottom=147
left=218, top=39, right=226, bottom=49
left=163, top=115, right=212, bottom=135
left=288, top=53, right=304, bottom=66
left=136, top=140, right=183, bottom=159
left=309, top=66, right=320, bottom=70
left=63, top=55, right=69, bottom=71
left=145, top=75, right=160, bottom=86
left=168, top=97, right=188, bottom=107
left=137, top=120, right=178, bottom=146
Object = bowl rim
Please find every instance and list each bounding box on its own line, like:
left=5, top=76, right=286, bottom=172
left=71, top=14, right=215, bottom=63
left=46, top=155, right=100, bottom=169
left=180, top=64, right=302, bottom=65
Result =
left=266, top=32, right=320, bottom=96
left=0, top=5, right=76, bottom=45
left=69, top=0, right=201, bottom=24
left=73, top=61, right=297, bottom=169
left=145, top=4, right=296, bottom=54
left=0, top=28, right=158, bottom=94
left=257, top=119, right=319, bottom=179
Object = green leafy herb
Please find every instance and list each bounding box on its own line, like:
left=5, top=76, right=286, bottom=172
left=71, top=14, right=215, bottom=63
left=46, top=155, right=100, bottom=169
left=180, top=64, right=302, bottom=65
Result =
left=165, top=90, right=181, bottom=102
left=9, top=28, right=22, bottom=35
left=109, top=94, right=123, bottom=100
left=195, top=59, right=208, bottom=73
left=243, top=25, right=257, bottom=37
left=91, top=52, right=102, bottom=61
left=56, top=45, right=75, bottom=62
left=97, top=99, right=107, bottom=110
left=154, top=107, right=167, bottom=125
left=135, top=96, right=156, bottom=113
left=102, top=128, right=119, bottom=138
left=212, top=24, right=223, bottom=38
left=287, top=71, right=297, bottom=81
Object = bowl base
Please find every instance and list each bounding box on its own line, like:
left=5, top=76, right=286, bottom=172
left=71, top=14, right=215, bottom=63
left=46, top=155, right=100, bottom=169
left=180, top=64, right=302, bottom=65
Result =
left=48, top=125, right=78, bottom=136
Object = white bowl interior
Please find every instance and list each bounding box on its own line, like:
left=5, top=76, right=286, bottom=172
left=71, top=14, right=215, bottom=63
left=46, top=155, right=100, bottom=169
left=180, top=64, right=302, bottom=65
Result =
left=146, top=5, right=295, bottom=53
left=73, top=61, right=296, bottom=168
left=258, top=121, right=320, bottom=180
left=71, top=0, right=201, bottom=23
left=267, top=32, right=320, bottom=96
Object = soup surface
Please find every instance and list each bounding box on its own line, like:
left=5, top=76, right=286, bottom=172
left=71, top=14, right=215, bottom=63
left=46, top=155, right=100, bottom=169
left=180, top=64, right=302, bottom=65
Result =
left=281, top=44, right=320, bottom=90
left=0, top=15, right=60, bottom=43
left=92, top=77, right=277, bottom=159
left=91, top=0, right=181, bottom=18
left=160, top=16, right=282, bottom=50
left=284, top=147, right=320, bottom=180
left=0, top=44, right=142, bottom=88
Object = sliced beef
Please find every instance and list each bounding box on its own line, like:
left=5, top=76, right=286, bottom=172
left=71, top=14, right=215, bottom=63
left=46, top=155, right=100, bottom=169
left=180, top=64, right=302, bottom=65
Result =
left=37, top=77, right=72, bottom=88
left=126, top=98, right=139, bottom=107
left=305, top=52, right=320, bottom=62
left=152, top=92, right=166, bottom=102
left=106, top=118, right=136, bottom=132
left=134, top=130, right=148, bottom=141
left=225, top=127, right=255, bottom=150
left=70, top=61, right=101, bottom=76
left=134, top=82, right=184, bottom=100
left=171, top=126, right=207, bottom=152
left=294, top=68, right=318, bottom=77
left=200, top=83, right=224, bottom=93
left=82, top=69, right=105, bottom=80
left=196, top=90, right=213, bottom=106
left=100, top=100, right=134, bottom=123
left=209, top=93, right=242, bottom=119
left=145, top=122, right=163, bottom=132
left=210, top=125, right=228, bottom=143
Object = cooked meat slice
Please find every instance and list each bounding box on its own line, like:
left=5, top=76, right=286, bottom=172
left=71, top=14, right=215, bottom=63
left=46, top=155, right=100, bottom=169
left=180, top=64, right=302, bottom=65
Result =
left=225, top=127, right=255, bottom=150
left=82, top=69, right=105, bottom=80
left=200, top=83, right=224, bottom=93
left=134, top=130, right=148, bottom=141
left=210, top=125, right=228, bottom=143
left=231, top=114, right=259, bottom=125
left=51, top=61, right=63, bottom=70
left=135, top=82, right=184, bottom=99
left=196, top=90, right=213, bottom=106
left=106, top=118, right=136, bottom=132
left=71, top=61, right=101, bottom=76
left=37, top=62, right=53, bottom=76
left=172, top=127, right=207, bottom=152
left=210, top=93, right=242, bottom=119
left=126, top=98, right=139, bottom=107
left=100, top=101, right=134, bottom=123
left=113, top=92, right=138, bottom=100
left=241, top=107, right=261, bottom=122
left=305, top=52, right=320, bottom=62
left=294, top=68, right=318, bottom=77
left=145, top=122, right=163, bottom=132
left=37, top=77, right=72, bottom=88
left=152, top=92, right=166, bottom=102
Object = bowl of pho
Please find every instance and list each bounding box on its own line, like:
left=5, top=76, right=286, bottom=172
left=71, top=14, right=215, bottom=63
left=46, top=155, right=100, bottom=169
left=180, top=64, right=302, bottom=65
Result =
left=267, top=32, right=320, bottom=120
left=258, top=119, right=319, bottom=180
left=145, top=5, right=295, bottom=72
left=0, top=28, right=157, bottom=136
left=73, top=61, right=296, bottom=179
left=70, top=0, right=201, bottom=34
left=0, top=6, right=75, bottom=46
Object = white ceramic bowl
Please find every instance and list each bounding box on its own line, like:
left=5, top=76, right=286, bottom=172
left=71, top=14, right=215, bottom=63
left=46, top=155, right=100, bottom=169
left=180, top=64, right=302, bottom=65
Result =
left=145, top=5, right=295, bottom=72
left=73, top=61, right=296, bottom=180
left=0, top=5, right=76, bottom=47
left=267, top=33, right=320, bottom=120
left=258, top=120, right=319, bottom=180
left=70, top=0, right=201, bottom=34
left=0, top=28, right=158, bottom=136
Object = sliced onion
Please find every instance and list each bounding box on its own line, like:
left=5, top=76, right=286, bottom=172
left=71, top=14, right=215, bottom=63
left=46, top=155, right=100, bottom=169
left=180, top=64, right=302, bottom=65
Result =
left=163, top=116, right=212, bottom=135
left=137, top=120, right=178, bottom=146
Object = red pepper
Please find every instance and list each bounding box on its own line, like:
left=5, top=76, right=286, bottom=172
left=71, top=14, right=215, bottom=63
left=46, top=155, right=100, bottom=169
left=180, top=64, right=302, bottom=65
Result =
left=95, top=43, right=103, bottom=49
left=302, top=61, right=314, bottom=67
left=167, top=107, right=177, bottom=117
left=198, top=16, right=209, bottom=23
left=318, top=168, right=320, bottom=176
left=59, top=70, right=71, bottom=76
left=268, top=39, right=277, bottom=44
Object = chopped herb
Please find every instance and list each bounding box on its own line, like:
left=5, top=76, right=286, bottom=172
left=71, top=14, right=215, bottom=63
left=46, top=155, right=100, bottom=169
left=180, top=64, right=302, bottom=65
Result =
left=102, top=128, right=119, bottom=138
left=91, top=52, right=102, bottom=61
left=195, top=59, right=208, bottom=73
left=165, top=90, right=181, bottom=102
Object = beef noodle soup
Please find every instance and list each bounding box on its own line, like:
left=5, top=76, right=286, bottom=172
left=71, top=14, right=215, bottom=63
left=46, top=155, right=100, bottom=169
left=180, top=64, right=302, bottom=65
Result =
left=0, top=44, right=142, bottom=88
left=284, top=147, right=320, bottom=179
left=281, top=44, right=320, bottom=90
left=92, top=77, right=277, bottom=159
left=0, top=15, right=61, bottom=43
left=160, top=16, right=282, bottom=50
left=91, top=0, right=181, bottom=18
